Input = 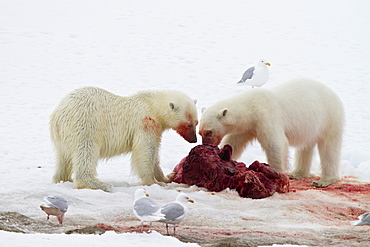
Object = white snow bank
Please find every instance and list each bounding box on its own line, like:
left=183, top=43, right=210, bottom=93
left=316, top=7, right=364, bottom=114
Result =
left=0, top=230, right=199, bottom=247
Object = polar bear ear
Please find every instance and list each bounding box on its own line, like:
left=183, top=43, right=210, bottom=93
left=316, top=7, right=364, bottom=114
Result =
left=169, top=102, right=179, bottom=111
left=201, top=107, right=206, bottom=113
left=193, top=99, right=197, bottom=105
left=217, top=108, right=228, bottom=119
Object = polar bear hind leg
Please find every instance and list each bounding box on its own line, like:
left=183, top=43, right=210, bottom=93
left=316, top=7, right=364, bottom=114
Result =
left=72, top=141, right=113, bottom=192
left=313, top=136, right=341, bottom=187
left=52, top=146, right=73, bottom=183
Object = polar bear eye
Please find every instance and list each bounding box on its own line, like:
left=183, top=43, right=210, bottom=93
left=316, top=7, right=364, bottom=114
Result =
left=206, top=130, right=213, bottom=137
left=187, top=124, right=192, bottom=128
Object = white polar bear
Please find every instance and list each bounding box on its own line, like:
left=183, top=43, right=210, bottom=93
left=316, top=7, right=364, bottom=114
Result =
left=50, top=87, right=198, bottom=191
left=199, top=78, right=344, bottom=187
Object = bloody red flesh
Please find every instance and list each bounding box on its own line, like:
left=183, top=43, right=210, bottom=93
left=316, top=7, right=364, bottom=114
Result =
left=171, top=144, right=289, bottom=199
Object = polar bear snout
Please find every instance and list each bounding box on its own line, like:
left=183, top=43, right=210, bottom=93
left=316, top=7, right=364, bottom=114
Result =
left=174, top=116, right=198, bottom=143
left=176, top=124, right=197, bottom=143
left=201, top=136, right=222, bottom=145
left=199, top=130, right=222, bottom=145
left=186, top=134, right=197, bottom=143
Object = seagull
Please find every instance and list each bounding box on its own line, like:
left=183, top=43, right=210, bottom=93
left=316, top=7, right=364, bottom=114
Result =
left=133, top=188, right=165, bottom=232
left=159, top=193, right=194, bottom=236
left=351, top=212, right=370, bottom=226
left=40, top=195, right=68, bottom=224
left=237, top=59, right=271, bottom=88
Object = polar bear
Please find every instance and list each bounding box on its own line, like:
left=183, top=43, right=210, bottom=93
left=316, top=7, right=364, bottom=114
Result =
left=50, top=87, right=198, bottom=191
left=199, top=78, right=344, bottom=187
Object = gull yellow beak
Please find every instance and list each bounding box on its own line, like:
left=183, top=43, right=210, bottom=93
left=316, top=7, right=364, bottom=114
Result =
left=188, top=199, right=194, bottom=203
left=145, top=193, right=149, bottom=197
left=265, top=62, right=271, bottom=66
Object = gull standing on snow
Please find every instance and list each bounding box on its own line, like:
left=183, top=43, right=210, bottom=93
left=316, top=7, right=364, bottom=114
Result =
left=133, top=188, right=165, bottom=232
left=159, top=193, right=194, bottom=235
left=40, top=195, right=68, bottom=224
left=237, top=59, right=271, bottom=88
left=351, top=212, right=370, bottom=226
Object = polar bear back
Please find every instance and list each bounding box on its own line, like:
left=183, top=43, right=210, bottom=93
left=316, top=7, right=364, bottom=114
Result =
left=271, top=78, right=344, bottom=147
left=51, top=87, right=142, bottom=158
left=200, top=78, right=344, bottom=148
left=50, top=87, right=195, bottom=159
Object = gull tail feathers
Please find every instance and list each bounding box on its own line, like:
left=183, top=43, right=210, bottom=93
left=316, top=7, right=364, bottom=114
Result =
left=351, top=220, right=365, bottom=226
left=148, top=212, right=166, bottom=221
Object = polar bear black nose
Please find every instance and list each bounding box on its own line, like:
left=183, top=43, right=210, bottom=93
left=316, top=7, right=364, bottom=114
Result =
left=187, top=134, right=197, bottom=143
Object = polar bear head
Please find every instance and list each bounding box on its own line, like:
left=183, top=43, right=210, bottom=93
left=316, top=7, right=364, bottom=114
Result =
left=162, top=91, right=198, bottom=143
left=199, top=106, right=232, bottom=145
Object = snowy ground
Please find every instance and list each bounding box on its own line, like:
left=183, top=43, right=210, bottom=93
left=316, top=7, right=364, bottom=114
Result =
left=1, top=0, right=370, bottom=246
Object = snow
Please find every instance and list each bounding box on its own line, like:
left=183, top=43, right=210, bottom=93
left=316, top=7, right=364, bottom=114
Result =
left=0, top=0, right=369, bottom=246
left=0, top=230, right=198, bottom=247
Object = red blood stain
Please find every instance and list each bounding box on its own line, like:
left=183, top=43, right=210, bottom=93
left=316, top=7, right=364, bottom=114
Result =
left=290, top=176, right=370, bottom=202
left=185, top=112, right=197, bottom=124
left=173, top=110, right=197, bottom=143
left=95, top=223, right=119, bottom=231
left=85, top=176, right=369, bottom=244
left=142, top=116, right=160, bottom=132
left=176, top=123, right=188, bottom=135
left=176, top=122, right=197, bottom=143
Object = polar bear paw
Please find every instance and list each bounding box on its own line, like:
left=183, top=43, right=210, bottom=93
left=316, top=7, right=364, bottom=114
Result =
left=166, top=172, right=176, bottom=182
left=53, top=174, right=73, bottom=183
left=75, top=178, right=113, bottom=192
left=312, top=177, right=340, bottom=188
left=288, top=171, right=312, bottom=180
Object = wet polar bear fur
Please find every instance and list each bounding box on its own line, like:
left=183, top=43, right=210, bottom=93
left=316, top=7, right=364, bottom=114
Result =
left=50, top=87, right=198, bottom=191
left=199, top=78, right=344, bottom=187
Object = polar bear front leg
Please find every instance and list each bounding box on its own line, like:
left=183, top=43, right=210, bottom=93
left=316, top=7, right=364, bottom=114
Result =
left=257, top=131, right=289, bottom=173
left=220, top=133, right=254, bottom=160
left=131, top=141, right=163, bottom=185
left=72, top=143, right=113, bottom=192
left=153, top=155, right=171, bottom=183
left=148, top=142, right=170, bottom=183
